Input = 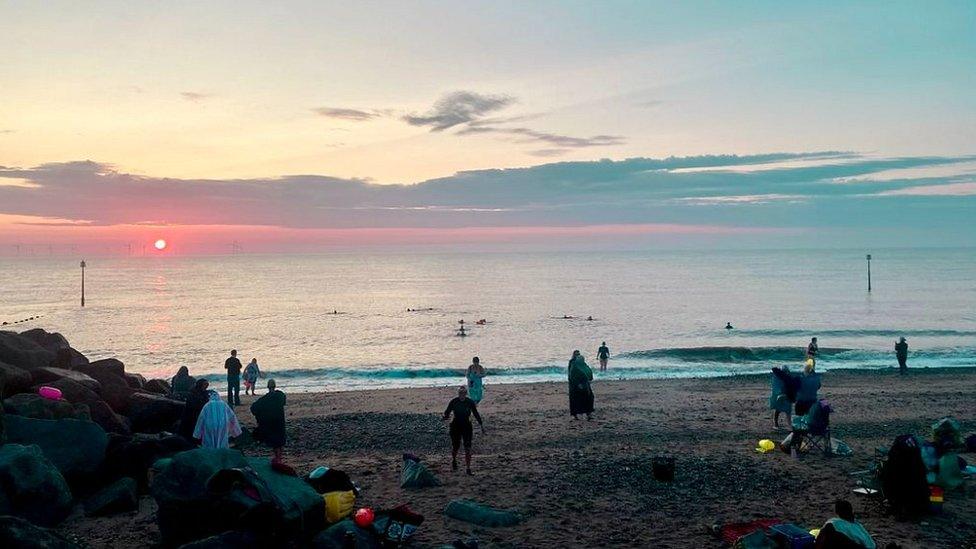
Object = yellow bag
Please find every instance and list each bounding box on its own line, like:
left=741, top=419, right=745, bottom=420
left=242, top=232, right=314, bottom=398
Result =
left=323, top=490, right=356, bottom=524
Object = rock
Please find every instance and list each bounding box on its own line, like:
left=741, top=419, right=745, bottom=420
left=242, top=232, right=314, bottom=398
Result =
left=83, top=477, right=138, bottom=517
left=104, top=433, right=193, bottom=490
left=178, top=530, right=259, bottom=548
left=151, top=449, right=324, bottom=546
left=124, top=372, right=147, bottom=389
left=78, top=367, right=133, bottom=413
left=77, top=358, right=125, bottom=378
left=18, top=329, right=88, bottom=370
left=0, top=361, right=34, bottom=396
left=444, top=499, right=522, bottom=527
left=53, top=347, right=89, bottom=369
left=4, top=415, right=108, bottom=483
left=3, top=393, right=90, bottom=421
left=0, top=515, right=81, bottom=548
left=29, top=367, right=100, bottom=392
left=37, top=377, right=100, bottom=405
left=312, top=520, right=381, bottom=549
left=0, top=444, right=74, bottom=527
left=144, top=378, right=172, bottom=395
left=0, top=331, right=55, bottom=370
left=88, top=399, right=132, bottom=435
left=126, top=392, right=185, bottom=433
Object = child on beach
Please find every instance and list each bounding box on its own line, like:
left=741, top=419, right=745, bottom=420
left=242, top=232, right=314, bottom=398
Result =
left=243, top=358, right=262, bottom=395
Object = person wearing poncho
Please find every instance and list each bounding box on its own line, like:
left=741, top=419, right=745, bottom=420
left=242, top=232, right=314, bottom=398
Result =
left=815, top=500, right=876, bottom=548
left=170, top=366, right=195, bottom=401
left=193, top=390, right=242, bottom=449
left=251, top=379, right=287, bottom=463
left=568, top=350, right=594, bottom=420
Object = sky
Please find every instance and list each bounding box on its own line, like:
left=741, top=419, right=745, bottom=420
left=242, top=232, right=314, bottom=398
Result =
left=1, top=1, right=975, bottom=254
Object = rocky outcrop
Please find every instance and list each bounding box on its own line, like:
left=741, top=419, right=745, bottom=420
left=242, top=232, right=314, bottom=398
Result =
left=144, top=378, right=172, bottom=395
left=18, top=329, right=88, bottom=369
left=124, top=372, right=147, bottom=389
left=104, top=433, right=194, bottom=490
left=83, top=477, right=138, bottom=517
left=2, top=393, right=90, bottom=421
left=0, top=361, right=33, bottom=396
left=75, top=366, right=133, bottom=413
left=29, top=367, right=100, bottom=392
left=37, top=377, right=100, bottom=405
left=0, top=331, right=55, bottom=371
left=0, top=444, right=74, bottom=527
left=77, top=358, right=125, bottom=379
left=0, top=515, right=80, bottom=548
left=3, top=416, right=108, bottom=484
left=87, top=399, right=131, bottom=435
left=125, top=392, right=184, bottom=433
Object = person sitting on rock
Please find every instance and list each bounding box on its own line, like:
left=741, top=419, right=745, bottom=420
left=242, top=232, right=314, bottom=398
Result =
left=193, top=390, right=242, bottom=449
left=170, top=366, right=195, bottom=401
left=179, top=378, right=210, bottom=442
left=251, top=379, right=287, bottom=464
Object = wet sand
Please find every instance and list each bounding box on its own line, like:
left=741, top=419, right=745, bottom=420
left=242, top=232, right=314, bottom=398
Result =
left=60, top=367, right=976, bottom=548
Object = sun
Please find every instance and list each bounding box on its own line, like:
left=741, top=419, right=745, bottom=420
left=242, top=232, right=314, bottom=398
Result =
left=154, top=239, right=167, bottom=250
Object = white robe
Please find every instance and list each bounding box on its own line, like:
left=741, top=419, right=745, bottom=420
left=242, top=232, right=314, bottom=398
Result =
left=193, top=392, right=242, bottom=449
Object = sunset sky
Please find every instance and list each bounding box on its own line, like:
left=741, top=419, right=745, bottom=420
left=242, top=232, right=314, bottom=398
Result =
left=2, top=2, right=975, bottom=254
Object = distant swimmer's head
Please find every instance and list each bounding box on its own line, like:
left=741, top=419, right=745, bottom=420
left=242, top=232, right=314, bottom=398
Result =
left=231, top=349, right=237, bottom=357
left=472, top=357, right=480, bottom=364
left=458, top=386, right=468, bottom=397
left=267, top=379, right=276, bottom=390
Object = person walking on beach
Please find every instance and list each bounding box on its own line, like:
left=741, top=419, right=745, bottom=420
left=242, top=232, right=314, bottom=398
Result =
left=466, top=357, right=486, bottom=403
left=193, top=390, right=242, bottom=449
left=806, top=337, right=819, bottom=364
left=895, top=337, right=909, bottom=375
left=243, top=358, right=263, bottom=396
left=251, top=379, right=286, bottom=464
left=224, top=349, right=242, bottom=406
left=443, top=386, right=484, bottom=475
left=568, top=350, right=594, bottom=420
left=597, top=342, right=611, bottom=372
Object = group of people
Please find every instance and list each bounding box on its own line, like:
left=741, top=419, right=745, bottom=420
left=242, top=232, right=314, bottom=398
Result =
left=169, top=350, right=288, bottom=464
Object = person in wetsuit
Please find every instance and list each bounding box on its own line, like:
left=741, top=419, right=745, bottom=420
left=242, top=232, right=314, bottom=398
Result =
left=895, top=337, right=909, bottom=375
left=443, top=386, right=484, bottom=475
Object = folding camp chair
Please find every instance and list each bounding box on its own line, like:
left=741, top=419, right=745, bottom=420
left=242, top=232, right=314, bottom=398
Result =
left=803, top=399, right=832, bottom=456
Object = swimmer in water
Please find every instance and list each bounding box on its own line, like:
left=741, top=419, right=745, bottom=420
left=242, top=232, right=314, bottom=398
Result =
left=476, top=319, right=486, bottom=325
left=725, top=322, right=733, bottom=330
left=586, top=316, right=594, bottom=321
left=457, top=325, right=467, bottom=337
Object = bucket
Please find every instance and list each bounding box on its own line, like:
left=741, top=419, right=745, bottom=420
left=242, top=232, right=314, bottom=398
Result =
left=652, top=456, right=675, bottom=481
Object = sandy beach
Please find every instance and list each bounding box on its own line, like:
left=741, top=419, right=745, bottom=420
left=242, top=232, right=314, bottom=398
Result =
left=55, top=366, right=976, bottom=548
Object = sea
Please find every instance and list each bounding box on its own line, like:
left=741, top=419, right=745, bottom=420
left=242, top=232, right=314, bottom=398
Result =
left=1, top=248, right=974, bottom=392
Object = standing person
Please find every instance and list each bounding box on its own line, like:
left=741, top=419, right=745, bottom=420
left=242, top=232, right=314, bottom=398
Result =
left=251, top=379, right=286, bottom=464
left=243, top=358, right=262, bottom=396
left=179, top=379, right=210, bottom=442
left=170, top=365, right=195, bottom=401
left=442, top=386, right=484, bottom=475
left=806, top=337, right=819, bottom=364
left=597, top=342, right=611, bottom=372
left=466, top=357, right=486, bottom=403
left=568, top=350, right=594, bottom=420
left=224, top=350, right=243, bottom=406
left=193, top=390, right=242, bottom=449
left=895, top=337, right=909, bottom=375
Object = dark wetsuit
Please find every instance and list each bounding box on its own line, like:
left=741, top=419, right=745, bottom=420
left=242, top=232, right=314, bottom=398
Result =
left=443, top=397, right=483, bottom=450
left=224, top=356, right=242, bottom=405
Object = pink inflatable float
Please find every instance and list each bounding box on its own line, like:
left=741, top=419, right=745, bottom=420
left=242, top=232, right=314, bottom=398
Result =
left=38, top=386, right=63, bottom=400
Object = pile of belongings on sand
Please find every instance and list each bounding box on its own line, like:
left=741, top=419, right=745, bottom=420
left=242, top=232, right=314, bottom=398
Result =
left=714, top=505, right=878, bottom=549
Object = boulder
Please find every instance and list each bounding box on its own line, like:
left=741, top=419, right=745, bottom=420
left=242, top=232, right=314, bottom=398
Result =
left=104, top=433, right=193, bottom=490
left=77, top=358, right=125, bottom=379
left=126, top=392, right=185, bottom=433
left=0, top=361, right=33, bottom=396
left=83, top=477, right=138, bottom=517
left=144, top=378, right=172, bottom=395
left=312, top=520, right=381, bottom=549
left=444, top=499, right=523, bottom=527
left=4, top=415, right=108, bottom=483
left=151, top=449, right=324, bottom=546
left=36, top=377, right=100, bottom=405
left=18, top=329, right=88, bottom=370
left=3, top=393, right=90, bottom=421
left=29, top=367, right=100, bottom=392
left=53, top=347, right=89, bottom=369
left=0, top=331, right=55, bottom=370
left=0, top=444, right=74, bottom=527
left=78, top=367, right=133, bottom=413
left=124, top=372, right=147, bottom=389
left=0, top=514, right=81, bottom=548
left=88, top=399, right=131, bottom=435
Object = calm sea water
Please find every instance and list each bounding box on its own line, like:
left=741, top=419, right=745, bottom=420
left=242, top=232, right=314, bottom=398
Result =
left=1, top=249, right=974, bottom=391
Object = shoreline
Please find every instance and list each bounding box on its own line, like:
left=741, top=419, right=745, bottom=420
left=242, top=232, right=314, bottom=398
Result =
left=59, top=366, right=976, bottom=547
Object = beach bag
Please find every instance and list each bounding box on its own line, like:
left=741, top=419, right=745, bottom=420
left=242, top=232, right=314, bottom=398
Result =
left=323, top=490, right=356, bottom=524
left=306, top=466, right=357, bottom=494
left=768, top=523, right=815, bottom=549
left=400, top=455, right=440, bottom=489
left=373, top=504, right=424, bottom=546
